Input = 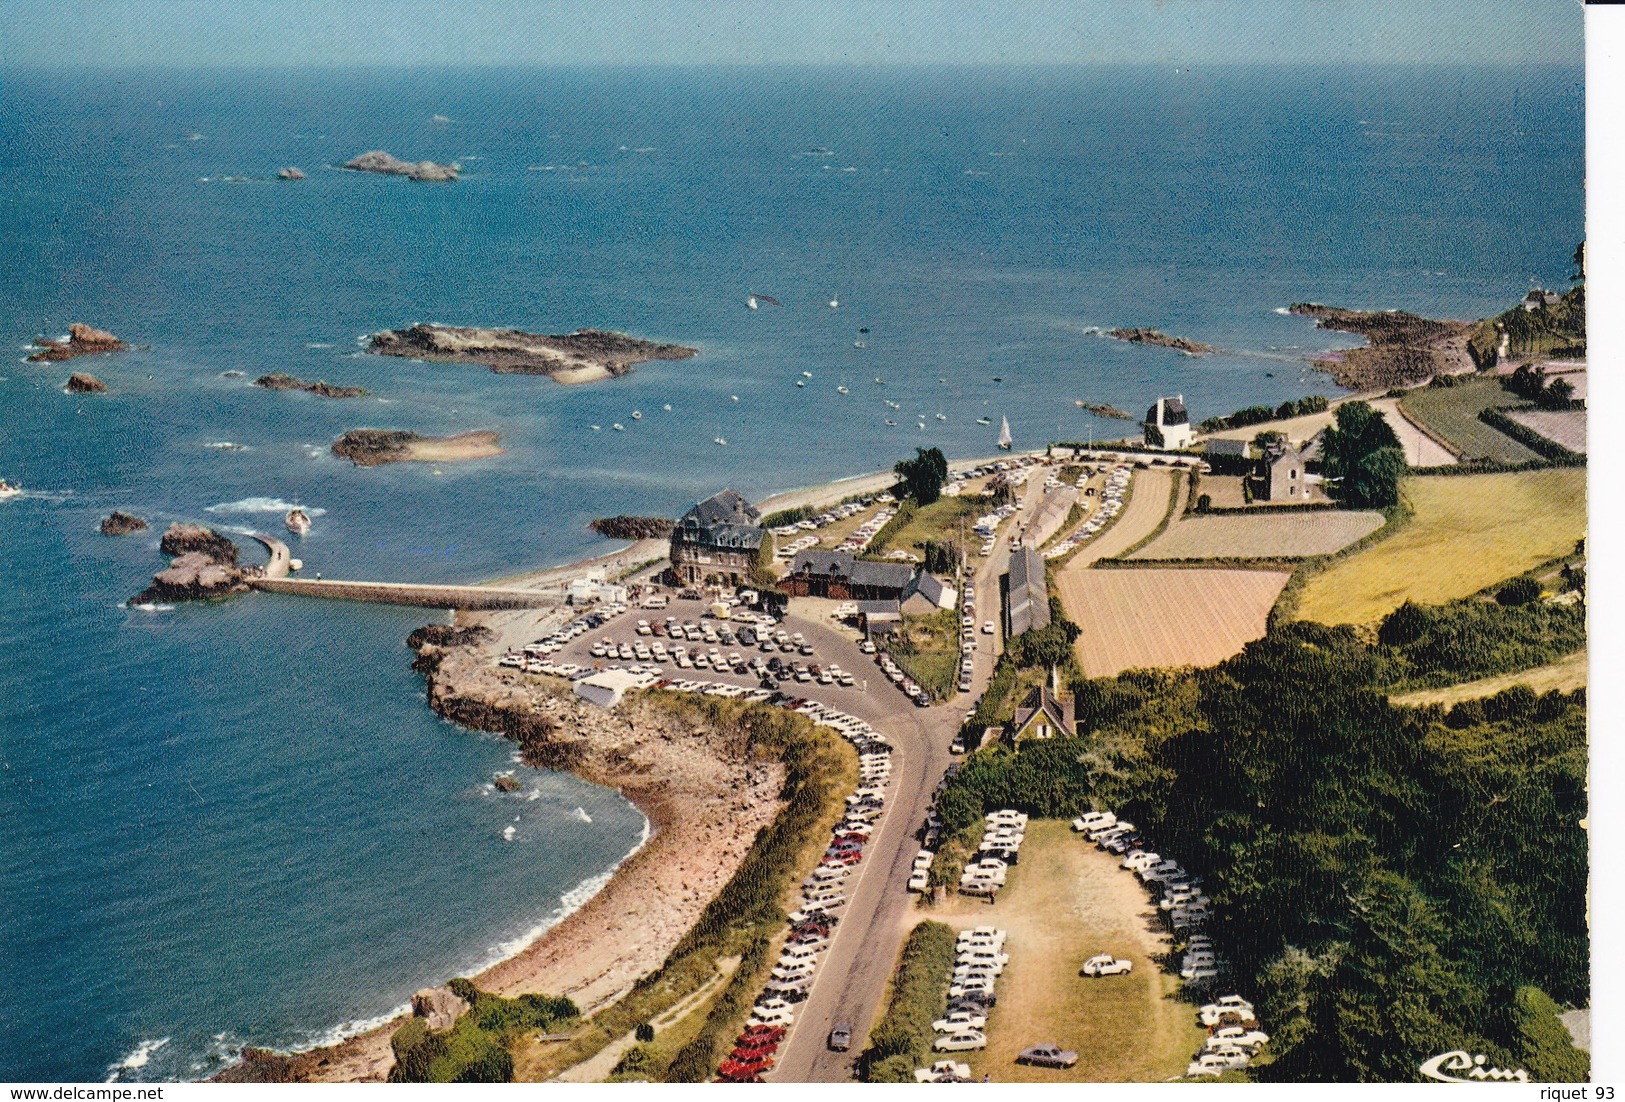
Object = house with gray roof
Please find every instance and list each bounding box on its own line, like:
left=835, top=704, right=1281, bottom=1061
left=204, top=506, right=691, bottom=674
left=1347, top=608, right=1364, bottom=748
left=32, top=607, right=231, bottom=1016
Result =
left=1001, top=547, right=1050, bottom=638
left=782, top=548, right=918, bottom=601
left=669, top=489, right=764, bottom=587
left=1009, top=684, right=1075, bottom=741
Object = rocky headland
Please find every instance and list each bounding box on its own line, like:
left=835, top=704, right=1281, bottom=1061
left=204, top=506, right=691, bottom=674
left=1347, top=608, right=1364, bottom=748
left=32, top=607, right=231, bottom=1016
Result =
left=369, top=324, right=697, bottom=385
left=66, top=373, right=108, bottom=393
left=28, top=323, right=127, bottom=363
left=132, top=523, right=256, bottom=604
left=254, top=373, right=368, bottom=398
left=342, top=151, right=459, bottom=182
left=332, top=429, right=504, bottom=467
left=100, top=511, right=148, bottom=536
left=1107, top=327, right=1216, bottom=356
left=589, top=515, right=675, bottom=540
left=1290, top=303, right=1474, bottom=389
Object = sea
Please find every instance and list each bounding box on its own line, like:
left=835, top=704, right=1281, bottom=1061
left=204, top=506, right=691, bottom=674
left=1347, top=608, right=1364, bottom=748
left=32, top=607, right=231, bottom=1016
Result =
left=0, top=64, right=1582, bottom=1081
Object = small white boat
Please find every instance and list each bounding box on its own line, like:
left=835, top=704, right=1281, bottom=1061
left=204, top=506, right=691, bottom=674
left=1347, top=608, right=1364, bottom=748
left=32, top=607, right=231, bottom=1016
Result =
left=0, top=479, right=20, bottom=499
left=285, top=507, right=312, bottom=536
left=998, top=416, right=1013, bottom=450
left=829, top=298, right=840, bottom=308
left=853, top=340, right=866, bottom=348
left=885, top=400, right=900, bottom=409
left=801, top=371, right=813, bottom=378
left=976, top=416, right=992, bottom=426
left=590, top=424, right=601, bottom=431
left=612, top=423, right=625, bottom=432
left=747, top=295, right=759, bottom=310
left=796, top=379, right=806, bottom=388
left=662, top=403, right=672, bottom=411
left=714, top=436, right=728, bottom=446
left=731, top=395, right=740, bottom=402
left=836, top=386, right=849, bottom=395
left=935, top=413, right=947, bottom=421
left=875, top=376, right=885, bottom=385
left=631, top=410, right=642, bottom=420
left=884, top=419, right=897, bottom=426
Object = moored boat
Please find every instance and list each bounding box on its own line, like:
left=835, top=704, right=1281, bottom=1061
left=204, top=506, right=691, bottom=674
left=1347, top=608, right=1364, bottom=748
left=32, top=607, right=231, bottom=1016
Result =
left=285, top=507, right=312, bottom=536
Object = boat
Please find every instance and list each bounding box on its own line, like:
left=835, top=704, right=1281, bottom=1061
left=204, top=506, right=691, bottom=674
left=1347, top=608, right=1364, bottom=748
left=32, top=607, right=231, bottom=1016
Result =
left=747, top=296, right=759, bottom=310
left=731, top=395, right=740, bottom=402
left=801, top=371, right=813, bottom=378
left=829, top=298, right=840, bottom=309
left=0, top=479, right=21, bottom=499
left=853, top=340, right=866, bottom=348
left=631, top=410, right=643, bottom=420
left=886, top=400, right=901, bottom=409
left=714, top=436, right=728, bottom=446
left=935, top=413, right=947, bottom=421
left=662, top=403, right=672, bottom=411
left=836, top=386, right=849, bottom=395
left=796, top=379, right=806, bottom=388
left=884, top=419, right=897, bottom=426
left=997, top=417, right=1013, bottom=451
left=590, top=424, right=601, bottom=431
left=285, top=507, right=312, bottom=536
left=875, top=376, right=885, bottom=385
left=976, top=417, right=992, bottom=426
left=612, top=423, right=625, bottom=432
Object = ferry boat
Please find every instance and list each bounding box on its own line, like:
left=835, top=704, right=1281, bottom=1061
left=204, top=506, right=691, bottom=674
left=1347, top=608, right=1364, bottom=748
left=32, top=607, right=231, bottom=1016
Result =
left=0, top=479, right=21, bottom=499
left=285, top=507, right=312, bottom=536
left=997, top=417, right=1013, bottom=451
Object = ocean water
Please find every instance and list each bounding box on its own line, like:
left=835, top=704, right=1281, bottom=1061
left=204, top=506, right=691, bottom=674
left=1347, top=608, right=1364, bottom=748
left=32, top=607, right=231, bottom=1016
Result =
left=0, top=64, right=1581, bottom=1080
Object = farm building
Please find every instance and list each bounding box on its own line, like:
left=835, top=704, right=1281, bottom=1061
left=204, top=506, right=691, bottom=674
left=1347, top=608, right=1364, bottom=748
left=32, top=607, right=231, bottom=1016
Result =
left=1203, top=437, right=1251, bottom=474
left=1009, top=684, right=1075, bottom=741
left=857, top=599, right=903, bottom=636
left=1001, top=547, right=1051, bottom=637
left=902, top=571, right=958, bottom=616
left=669, top=489, right=764, bottom=587
left=1143, top=395, right=1195, bottom=451
left=1260, top=440, right=1307, bottom=501
left=782, top=549, right=917, bottom=601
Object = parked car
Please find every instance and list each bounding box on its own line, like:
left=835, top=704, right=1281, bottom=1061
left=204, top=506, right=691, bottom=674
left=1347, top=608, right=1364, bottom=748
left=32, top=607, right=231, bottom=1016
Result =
left=1017, top=1044, right=1079, bottom=1069
left=934, top=1029, right=989, bottom=1052
left=827, top=1022, right=852, bottom=1052
left=932, top=1010, right=987, bottom=1033
left=1081, top=954, right=1133, bottom=977
left=1210, top=1027, right=1270, bottom=1051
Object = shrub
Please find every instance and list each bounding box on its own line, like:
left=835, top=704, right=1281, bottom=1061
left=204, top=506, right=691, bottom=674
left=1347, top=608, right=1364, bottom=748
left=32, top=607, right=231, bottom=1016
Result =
left=1497, top=576, right=1543, bottom=606
left=857, top=921, right=957, bottom=1081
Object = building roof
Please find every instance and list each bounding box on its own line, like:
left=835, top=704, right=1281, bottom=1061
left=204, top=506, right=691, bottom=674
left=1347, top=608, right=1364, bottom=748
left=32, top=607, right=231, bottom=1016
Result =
left=906, top=571, right=958, bottom=610
left=676, top=489, right=763, bottom=550
left=683, top=488, right=760, bottom=527
left=1004, top=547, right=1050, bottom=636
left=1012, top=685, right=1074, bottom=737
left=788, top=549, right=916, bottom=591
left=1204, top=438, right=1249, bottom=457
left=1147, top=396, right=1188, bottom=427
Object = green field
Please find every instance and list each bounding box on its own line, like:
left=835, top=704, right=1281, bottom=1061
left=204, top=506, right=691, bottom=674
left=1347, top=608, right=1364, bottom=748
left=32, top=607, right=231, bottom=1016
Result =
left=1293, top=469, right=1587, bottom=625
left=1397, top=378, right=1544, bottom=464
left=869, top=495, right=982, bottom=559
left=890, top=607, right=962, bottom=700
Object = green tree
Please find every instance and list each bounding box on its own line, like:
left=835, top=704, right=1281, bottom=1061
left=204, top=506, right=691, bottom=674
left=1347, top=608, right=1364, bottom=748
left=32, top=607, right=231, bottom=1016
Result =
left=1321, top=402, right=1405, bottom=508
left=894, top=447, right=949, bottom=505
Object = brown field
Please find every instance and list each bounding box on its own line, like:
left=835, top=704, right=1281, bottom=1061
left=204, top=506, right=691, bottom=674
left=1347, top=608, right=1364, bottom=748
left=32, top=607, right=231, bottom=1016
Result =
left=1392, top=649, right=1588, bottom=709
left=1504, top=409, right=1587, bottom=454
left=1062, top=467, right=1178, bottom=567
left=923, top=820, right=1207, bottom=1083
left=1056, top=567, right=1289, bottom=677
left=1126, top=510, right=1384, bottom=561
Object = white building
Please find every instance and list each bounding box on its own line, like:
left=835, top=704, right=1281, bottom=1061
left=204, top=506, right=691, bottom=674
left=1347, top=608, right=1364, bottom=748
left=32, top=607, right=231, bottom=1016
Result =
left=1143, top=396, right=1195, bottom=451
left=574, top=669, right=646, bottom=709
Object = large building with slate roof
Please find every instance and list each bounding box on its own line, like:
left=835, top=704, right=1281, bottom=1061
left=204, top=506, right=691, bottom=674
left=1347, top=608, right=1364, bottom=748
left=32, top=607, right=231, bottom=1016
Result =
left=1143, top=394, right=1195, bottom=450
left=669, top=489, right=764, bottom=587
left=781, top=548, right=918, bottom=601
left=1001, top=547, right=1051, bottom=638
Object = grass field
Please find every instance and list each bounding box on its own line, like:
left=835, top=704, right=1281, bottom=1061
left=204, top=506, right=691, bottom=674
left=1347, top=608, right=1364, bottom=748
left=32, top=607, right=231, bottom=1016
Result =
left=1397, top=378, right=1544, bottom=464
left=1367, top=397, right=1459, bottom=466
left=924, top=820, right=1208, bottom=1083
left=1392, top=648, right=1588, bottom=709
left=870, top=495, right=983, bottom=559
left=1126, top=510, right=1384, bottom=561
left=891, top=607, right=962, bottom=701
left=1056, top=567, right=1289, bottom=677
left=1292, top=470, right=1587, bottom=625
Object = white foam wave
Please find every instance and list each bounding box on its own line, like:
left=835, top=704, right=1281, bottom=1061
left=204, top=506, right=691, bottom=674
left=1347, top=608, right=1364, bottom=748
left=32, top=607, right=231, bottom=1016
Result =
left=106, top=1036, right=170, bottom=1081
left=1274, top=306, right=1292, bottom=315
left=306, top=342, right=333, bottom=349
left=128, top=602, right=175, bottom=612
left=205, top=497, right=326, bottom=517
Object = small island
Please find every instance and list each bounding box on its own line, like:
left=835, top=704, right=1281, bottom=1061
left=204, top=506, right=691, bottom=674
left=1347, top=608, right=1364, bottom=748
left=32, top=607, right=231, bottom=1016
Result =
left=342, top=150, right=459, bottom=182
left=332, top=429, right=504, bottom=467
left=254, top=373, right=369, bottom=398
left=100, top=511, right=149, bottom=536
left=589, top=515, right=676, bottom=540
left=132, top=523, right=254, bottom=604
left=277, top=167, right=306, bottom=180
left=1106, top=327, right=1216, bottom=356
left=29, top=323, right=127, bottom=363
left=66, top=372, right=109, bottom=393
left=1073, top=401, right=1137, bottom=421
left=1289, top=303, right=1472, bottom=389
left=369, top=323, right=697, bottom=384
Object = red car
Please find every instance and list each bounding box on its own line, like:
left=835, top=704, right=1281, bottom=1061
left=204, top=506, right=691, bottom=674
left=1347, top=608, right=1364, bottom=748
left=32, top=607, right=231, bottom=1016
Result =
left=718, top=1058, right=772, bottom=1079
left=821, top=852, right=862, bottom=868
left=730, top=1043, right=778, bottom=1061
left=739, top=1025, right=787, bottom=1043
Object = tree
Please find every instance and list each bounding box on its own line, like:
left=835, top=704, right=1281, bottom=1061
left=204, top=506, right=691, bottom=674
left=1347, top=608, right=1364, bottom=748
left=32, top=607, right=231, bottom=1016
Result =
left=1537, top=377, right=1574, bottom=411
left=1496, top=576, right=1543, bottom=606
left=1344, top=446, right=1406, bottom=509
left=894, top=447, right=949, bottom=505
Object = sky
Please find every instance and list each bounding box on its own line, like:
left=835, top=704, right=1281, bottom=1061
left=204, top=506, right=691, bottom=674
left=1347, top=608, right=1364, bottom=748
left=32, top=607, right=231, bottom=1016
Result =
left=0, top=0, right=1584, bottom=68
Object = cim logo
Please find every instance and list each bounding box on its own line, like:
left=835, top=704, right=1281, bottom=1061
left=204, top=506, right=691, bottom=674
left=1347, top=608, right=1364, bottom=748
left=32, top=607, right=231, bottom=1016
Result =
left=1420, top=1051, right=1530, bottom=1083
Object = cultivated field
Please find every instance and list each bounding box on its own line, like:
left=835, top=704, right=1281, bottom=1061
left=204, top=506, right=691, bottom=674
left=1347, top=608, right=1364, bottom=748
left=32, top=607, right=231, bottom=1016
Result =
left=1126, top=510, right=1384, bottom=561
left=1505, top=409, right=1587, bottom=455
left=1200, top=409, right=1336, bottom=449
left=1056, top=567, right=1289, bottom=677
left=1392, top=649, right=1588, bottom=709
left=1367, top=397, right=1459, bottom=466
left=1292, top=470, right=1587, bottom=625
left=1060, top=468, right=1178, bottom=567
left=1397, top=378, right=1544, bottom=464
left=924, top=820, right=1208, bottom=1083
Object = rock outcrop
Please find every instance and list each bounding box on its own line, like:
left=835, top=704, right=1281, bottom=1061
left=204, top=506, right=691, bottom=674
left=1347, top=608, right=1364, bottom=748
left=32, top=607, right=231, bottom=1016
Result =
left=1106, top=327, right=1216, bottom=356
left=410, top=986, right=470, bottom=1032
left=28, top=323, right=127, bottom=362
left=589, top=515, right=675, bottom=540
left=133, top=523, right=254, bottom=603
left=1289, top=303, right=1474, bottom=389
left=66, top=372, right=108, bottom=393
left=100, top=511, right=149, bottom=536
left=277, top=167, right=306, bottom=180
left=254, top=373, right=368, bottom=398
left=369, top=323, right=697, bottom=384
left=331, top=429, right=504, bottom=467
left=161, top=522, right=240, bottom=562
left=342, top=150, right=459, bottom=182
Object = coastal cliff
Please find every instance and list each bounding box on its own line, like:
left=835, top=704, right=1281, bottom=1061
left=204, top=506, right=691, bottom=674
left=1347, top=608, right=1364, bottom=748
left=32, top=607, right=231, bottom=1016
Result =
left=342, top=150, right=459, bottom=182
left=369, top=323, right=697, bottom=384
left=133, top=523, right=255, bottom=604
left=1107, top=327, right=1216, bottom=356
left=255, top=373, right=368, bottom=398
left=1290, top=302, right=1474, bottom=389
left=332, top=429, right=504, bottom=466
left=28, top=323, right=126, bottom=362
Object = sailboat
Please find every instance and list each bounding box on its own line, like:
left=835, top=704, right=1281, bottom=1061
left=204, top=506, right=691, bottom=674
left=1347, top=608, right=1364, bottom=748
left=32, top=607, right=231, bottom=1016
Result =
left=997, top=416, right=1013, bottom=451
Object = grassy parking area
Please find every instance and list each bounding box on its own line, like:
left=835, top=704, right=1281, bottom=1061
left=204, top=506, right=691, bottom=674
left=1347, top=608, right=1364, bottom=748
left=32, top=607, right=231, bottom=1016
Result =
left=1397, top=377, right=1544, bottom=464
left=890, top=607, right=962, bottom=700
left=924, top=820, right=1207, bottom=1083
left=1292, top=470, right=1587, bottom=625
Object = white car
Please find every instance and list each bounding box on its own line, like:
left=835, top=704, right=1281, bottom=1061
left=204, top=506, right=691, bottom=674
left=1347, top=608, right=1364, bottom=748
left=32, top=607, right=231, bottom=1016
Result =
left=934, top=1029, right=989, bottom=1052
left=932, top=1011, right=987, bottom=1033
left=1210, top=1028, right=1270, bottom=1051
left=914, top=1060, right=973, bottom=1084
left=982, top=621, right=995, bottom=634
left=1072, top=812, right=1116, bottom=832
left=1082, top=954, right=1133, bottom=977
left=1186, top=1054, right=1236, bottom=1078
left=1199, top=996, right=1255, bottom=1027
left=907, top=872, right=930, bottom=892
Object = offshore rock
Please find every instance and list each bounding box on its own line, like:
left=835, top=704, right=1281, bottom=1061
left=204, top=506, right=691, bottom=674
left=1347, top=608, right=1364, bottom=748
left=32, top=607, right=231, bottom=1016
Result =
left=342, top=150, right=459, bottom=182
